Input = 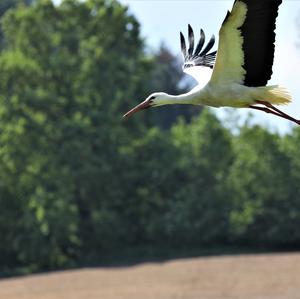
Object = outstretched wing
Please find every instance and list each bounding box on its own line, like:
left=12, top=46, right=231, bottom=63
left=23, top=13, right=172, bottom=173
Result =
left=180, top=25, right=217, bottom=87
left=210, top=0, right=282, bottom=86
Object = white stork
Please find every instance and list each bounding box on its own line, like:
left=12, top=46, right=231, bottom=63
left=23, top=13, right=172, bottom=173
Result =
left=123, top=0, right=300, bottom=126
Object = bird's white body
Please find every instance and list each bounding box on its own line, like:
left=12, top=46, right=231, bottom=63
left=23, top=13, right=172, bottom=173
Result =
left=153, top=83, right=290, bottom=109
left=200, top=83, right=256, bottom=108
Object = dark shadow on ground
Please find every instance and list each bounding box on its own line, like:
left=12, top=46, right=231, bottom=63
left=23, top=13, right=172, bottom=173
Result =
left=2, top=243, right=300, bottom=279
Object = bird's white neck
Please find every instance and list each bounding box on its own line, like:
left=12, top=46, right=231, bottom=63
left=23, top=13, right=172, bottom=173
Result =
left=155, top=88, right=201, bottom=106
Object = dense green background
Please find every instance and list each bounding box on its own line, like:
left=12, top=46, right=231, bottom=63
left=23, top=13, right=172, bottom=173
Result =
left=0, top=0, right=300, bottom=275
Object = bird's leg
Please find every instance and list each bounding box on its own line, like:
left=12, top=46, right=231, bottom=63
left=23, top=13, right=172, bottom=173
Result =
left=256, top=100, right=300, bottom=124
left=249, top=105, right=284, bottom=118
left=249, top=105, right=300, bottom=125
left=251, top=101, right=300, bottom=126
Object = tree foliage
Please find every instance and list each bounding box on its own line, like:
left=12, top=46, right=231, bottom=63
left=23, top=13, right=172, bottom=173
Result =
left=227, top=126, right=297, bottom=244
left=0, top=0, right=33, bottom=49
left=0, top=0, right=151, bottom=271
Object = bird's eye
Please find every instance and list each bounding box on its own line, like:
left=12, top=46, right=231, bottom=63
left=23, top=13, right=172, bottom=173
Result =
left=149, top=96, right=156, bottom=101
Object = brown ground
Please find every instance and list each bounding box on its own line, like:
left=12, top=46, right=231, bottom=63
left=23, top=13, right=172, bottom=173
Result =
left=1, top=253, right=300, bottom=299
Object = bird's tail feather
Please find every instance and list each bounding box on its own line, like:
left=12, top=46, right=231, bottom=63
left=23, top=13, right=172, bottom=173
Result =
left=258, top=85, right=291, bottom=105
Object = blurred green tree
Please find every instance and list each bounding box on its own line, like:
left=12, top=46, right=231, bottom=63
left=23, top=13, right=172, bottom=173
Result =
left=0, top=0, right=33, bottom=49
left=117, top=127, right=180, bottom=247
left=0, top=0, right=152, bottom=270
left=227, top=125, right=300, bottom=246
left=164, top=110, right=234, bottom=247
left=277, top=127, right=300, bottom=245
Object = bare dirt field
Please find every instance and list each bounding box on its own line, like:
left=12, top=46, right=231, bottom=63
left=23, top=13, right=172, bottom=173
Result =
left=1, top=253, right=300, bottom=299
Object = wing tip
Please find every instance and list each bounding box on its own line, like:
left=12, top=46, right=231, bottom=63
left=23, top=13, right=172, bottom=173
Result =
left=180, top=26, right=217, bottom=71
left=188, top=24, right=195, bottom=56
left=180, top=31, right=187, bottom=58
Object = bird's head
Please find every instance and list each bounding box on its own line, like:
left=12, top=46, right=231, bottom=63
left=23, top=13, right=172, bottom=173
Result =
left=123, top=92, right=170, bottom=118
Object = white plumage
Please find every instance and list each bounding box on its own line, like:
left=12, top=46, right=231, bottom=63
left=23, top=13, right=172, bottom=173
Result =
left=183, top=66, right=213, bottom=89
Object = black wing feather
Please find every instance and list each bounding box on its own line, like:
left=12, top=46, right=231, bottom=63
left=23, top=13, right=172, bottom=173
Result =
left=237, top=0, right=282, bottom=86
left=200, top=35, right=216, bottom=56
left=180, top=32, right=187, bottom=59
left=194, top=29, right=205, bottom=56
left=188, top=24, right=195, bottom=56
left=180, top=25, right=217, bottom=70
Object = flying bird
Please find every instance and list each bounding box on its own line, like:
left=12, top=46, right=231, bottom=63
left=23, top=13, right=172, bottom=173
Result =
left=123, top=0, right=300, bottom=126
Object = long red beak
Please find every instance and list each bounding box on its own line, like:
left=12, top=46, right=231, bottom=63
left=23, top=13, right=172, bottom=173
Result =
left=123, top=99, right=152, bottom=118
